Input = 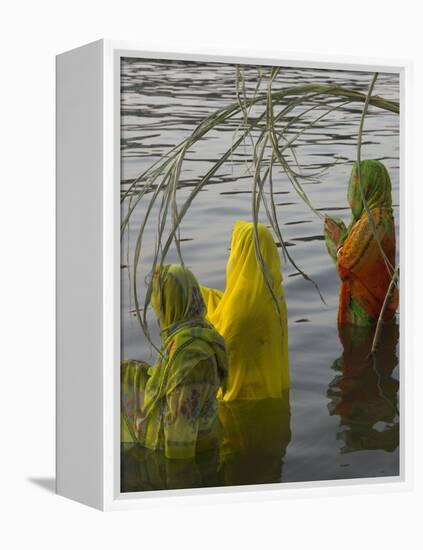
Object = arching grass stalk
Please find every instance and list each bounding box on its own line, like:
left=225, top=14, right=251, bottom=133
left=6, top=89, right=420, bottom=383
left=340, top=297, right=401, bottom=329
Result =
left=123, top=82, right=399, bottom=213
left=123, top=84, right=398, bottom=227
left=121, top=136, right=189, bottom=205
left=130, top=170, right=174, bottom=352
left=249, top=67, right=294, bottom=312
left=249, top=64, right=285, bottom=315
left=123, top=194, right=135, bottom=314
left=235, top=88, right=349, bottom=182
left=123, top=75, right=399, bottom=343
left=249, top=71, right=326, bottom=311
left=270, top=94, right=350, bottom=183
left=129, top=94, right=339, bottom=341
left=368, top=267, right=400, bottom=416
left=231, top=66, right=263, bottom=175
left=251, top=132, right=281, bottom=318
left=355, top=73, right=396, bottom=277
left=353, top=73, right=399, bottom=353
left=170, top=150, right=185, bottom=266
left=231, top=70, right=307, bottom=309
left=250, top=146, right=327, bottom=305
left=269, top=99, right=356, bottom=220
left=262, top=74, right=343, bottom=303
left=371, top=268, right=400, bottom=354
left=247, top=76, right=347, bottom=303
left=121, top=157, right=180, bottom=234
left=140, top=131, right=256, bottom=342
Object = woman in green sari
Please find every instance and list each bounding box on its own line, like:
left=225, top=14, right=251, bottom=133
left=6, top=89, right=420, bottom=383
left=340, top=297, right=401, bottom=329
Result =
left=121, top=264, right=228, bottom=460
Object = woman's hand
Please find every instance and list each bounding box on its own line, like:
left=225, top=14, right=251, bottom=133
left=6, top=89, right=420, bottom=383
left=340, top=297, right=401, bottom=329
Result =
left=324, top=215, right=345, bottom=247
left=324, top=215, right=347, bottom=262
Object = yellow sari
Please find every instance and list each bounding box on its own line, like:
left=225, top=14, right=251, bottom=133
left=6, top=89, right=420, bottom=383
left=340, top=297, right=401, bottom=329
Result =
left=201, top=220, right=289, bottom=401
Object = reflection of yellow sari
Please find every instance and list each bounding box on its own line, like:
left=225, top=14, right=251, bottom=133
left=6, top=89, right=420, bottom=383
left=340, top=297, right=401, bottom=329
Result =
left=201, top=220, right=289, bottom=401
left=121, top=444, right=223, bottom=492
left=219, top=395, right=291, bottom=486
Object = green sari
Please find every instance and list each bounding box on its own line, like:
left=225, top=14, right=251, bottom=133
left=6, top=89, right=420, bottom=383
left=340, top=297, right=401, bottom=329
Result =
left=121, top=265, right=228, bottom=460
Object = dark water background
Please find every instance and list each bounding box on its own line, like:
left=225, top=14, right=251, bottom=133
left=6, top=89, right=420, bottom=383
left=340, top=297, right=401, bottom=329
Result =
left=120, top=58, right=400, bottom=490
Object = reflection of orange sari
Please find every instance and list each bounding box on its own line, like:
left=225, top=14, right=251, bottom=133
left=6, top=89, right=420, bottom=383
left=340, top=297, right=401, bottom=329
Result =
left=327, top=323, right=399, bottom=454
left=337, top=208, right=398, bottom=325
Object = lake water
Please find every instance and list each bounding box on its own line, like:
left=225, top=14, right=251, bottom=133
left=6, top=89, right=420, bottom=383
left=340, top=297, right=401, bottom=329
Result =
left=120, top=58, right=400, bottom=491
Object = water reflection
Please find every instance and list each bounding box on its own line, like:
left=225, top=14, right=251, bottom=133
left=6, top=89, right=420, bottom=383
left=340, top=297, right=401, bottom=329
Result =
left=121, top=445, right=222, bottom=492
left=219, top=395, right=291, bottom=486
left=121, top=394, right=291, bottom=492
left=327, top=322, right=399, bottom=454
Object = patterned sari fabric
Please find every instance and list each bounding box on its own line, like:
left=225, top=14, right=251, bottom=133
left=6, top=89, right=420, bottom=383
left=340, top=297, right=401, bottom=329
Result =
left=121, top=264, right=227, bottom=460
left=325, top=160, right=398, bottom=326
left=201, top=220, right=289, bottom=401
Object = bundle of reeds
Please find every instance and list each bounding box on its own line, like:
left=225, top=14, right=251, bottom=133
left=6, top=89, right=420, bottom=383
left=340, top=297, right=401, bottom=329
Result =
left=120, top=67, right=399, bottom=352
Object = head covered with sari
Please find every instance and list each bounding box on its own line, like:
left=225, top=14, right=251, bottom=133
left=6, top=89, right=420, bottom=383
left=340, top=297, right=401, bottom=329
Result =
left=202, top=220, right=289, bottom=401
left=143, top=264, right=227, bottom=417
left=347, top=159, right=393, bottom=223
left=224, top=220, right=282, bottom=302
left=336, top=160, right=398, bottom=325
left=151, top=263, right=206, bottom=333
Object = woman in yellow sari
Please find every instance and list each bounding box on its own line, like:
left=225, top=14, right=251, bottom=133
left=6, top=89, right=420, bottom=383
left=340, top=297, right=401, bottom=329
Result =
left=121, top=264, right=227, bottom=460
left=201, top=220, right=289, bottom=401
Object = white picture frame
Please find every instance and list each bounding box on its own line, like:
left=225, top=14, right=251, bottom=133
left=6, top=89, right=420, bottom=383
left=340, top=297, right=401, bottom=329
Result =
left=56, top=39, right=412, bottom=511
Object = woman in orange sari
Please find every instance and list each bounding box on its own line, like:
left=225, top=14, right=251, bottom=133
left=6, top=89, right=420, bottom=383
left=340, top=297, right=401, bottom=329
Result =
left=324, top=160, right=398, bottom=326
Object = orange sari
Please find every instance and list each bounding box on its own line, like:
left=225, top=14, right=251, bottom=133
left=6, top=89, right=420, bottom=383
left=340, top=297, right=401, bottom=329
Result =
left=337, top=207, right=398, bottom=325
left=326, top=160, right=398, bottom=326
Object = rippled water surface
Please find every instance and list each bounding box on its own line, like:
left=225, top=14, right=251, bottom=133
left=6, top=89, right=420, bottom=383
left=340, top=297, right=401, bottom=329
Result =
left=120, top=58, right=400, bottom=490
